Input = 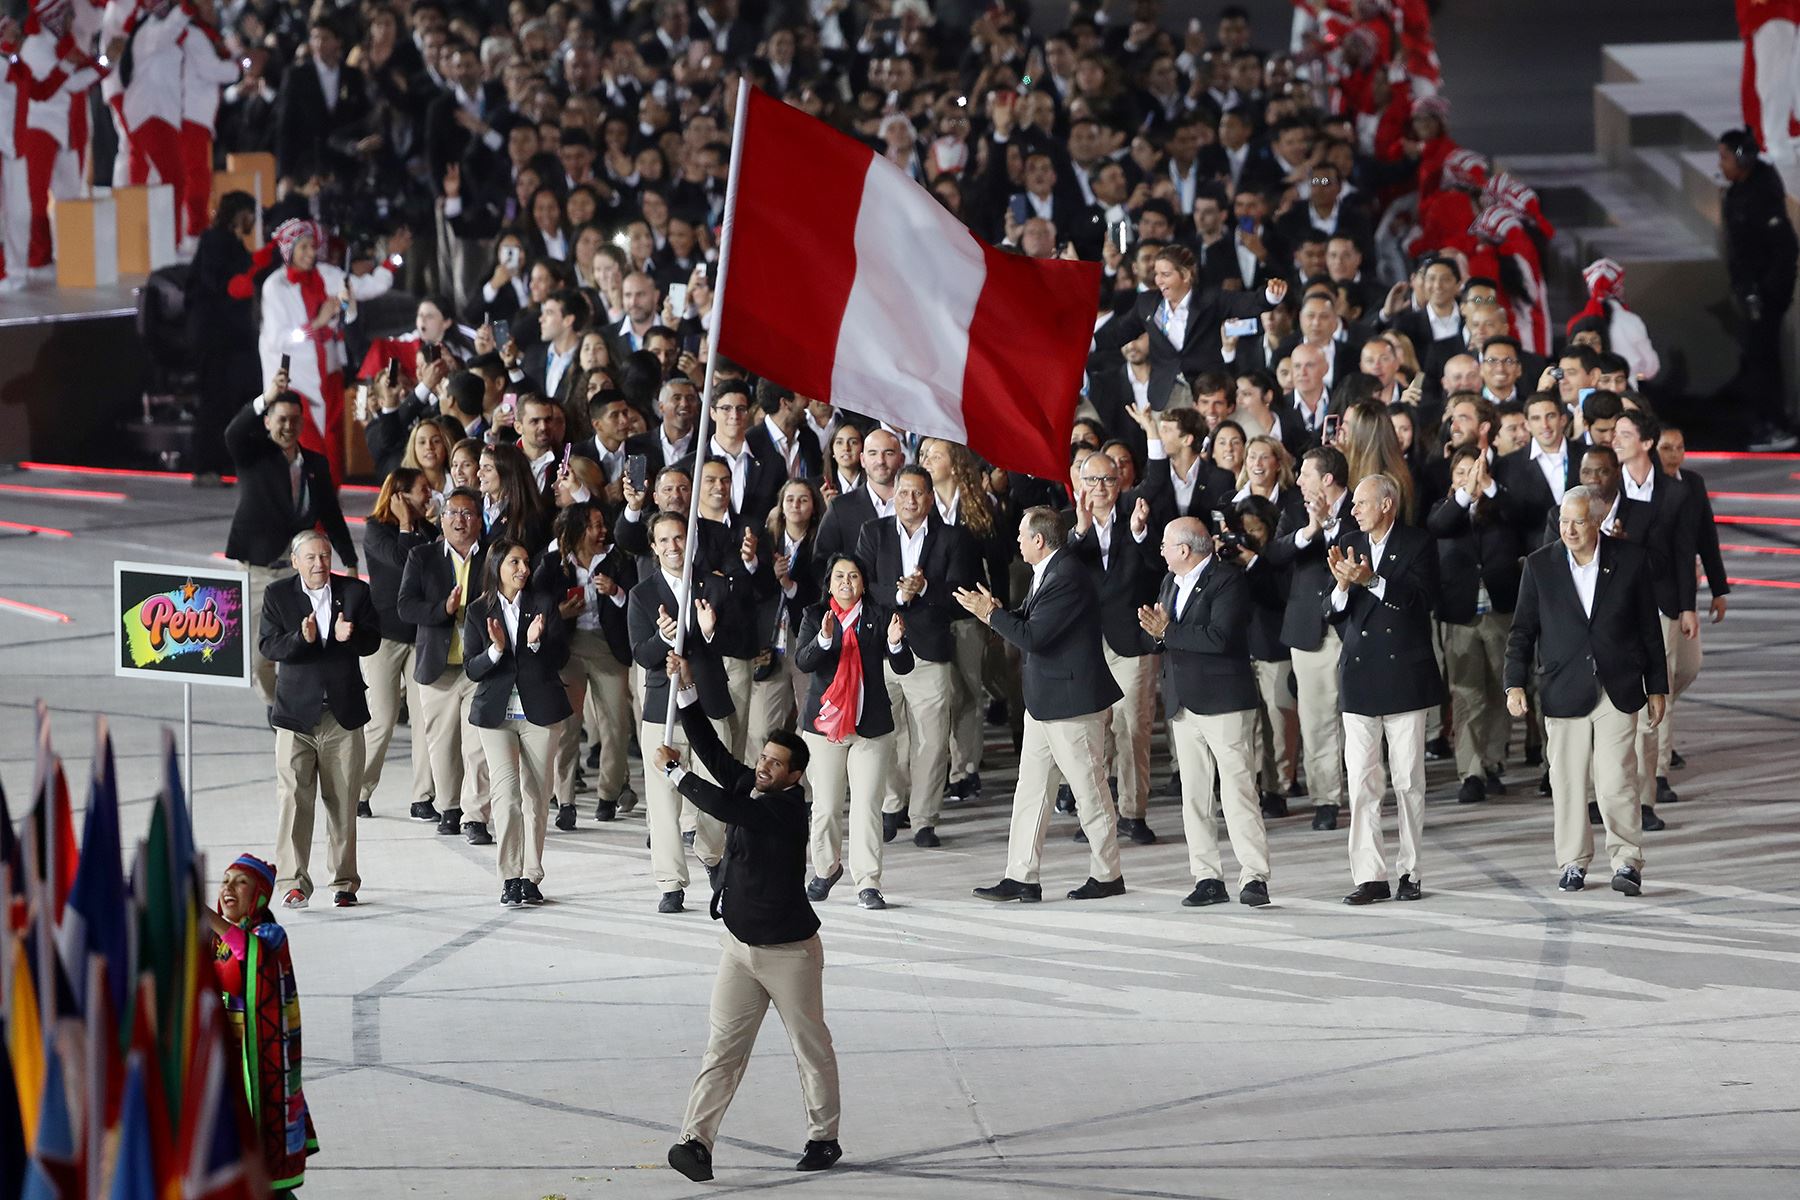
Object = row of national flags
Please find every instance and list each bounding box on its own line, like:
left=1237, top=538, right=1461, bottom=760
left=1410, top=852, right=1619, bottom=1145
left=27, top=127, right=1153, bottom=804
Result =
left=3, top=704, right=271, bottom=1200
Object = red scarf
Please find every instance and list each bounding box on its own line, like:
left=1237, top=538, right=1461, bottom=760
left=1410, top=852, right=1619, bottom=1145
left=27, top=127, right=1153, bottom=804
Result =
left=285, top=263, right=349, bottom=482
left=814, top=598, right=863, bottom=744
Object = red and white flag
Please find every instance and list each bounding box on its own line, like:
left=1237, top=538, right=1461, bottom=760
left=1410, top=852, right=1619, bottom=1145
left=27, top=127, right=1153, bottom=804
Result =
left=718, top=86, right=1100, bottom=481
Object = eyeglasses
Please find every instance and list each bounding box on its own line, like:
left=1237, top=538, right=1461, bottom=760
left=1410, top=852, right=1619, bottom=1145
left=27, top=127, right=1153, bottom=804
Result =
left=1079, top=475, right=1119, bottom=486
left=1482, top=356, right=1519, bottom=367
left=444, top=510, right=479, bottom=522
left=712, top=404, right=750, bottom=416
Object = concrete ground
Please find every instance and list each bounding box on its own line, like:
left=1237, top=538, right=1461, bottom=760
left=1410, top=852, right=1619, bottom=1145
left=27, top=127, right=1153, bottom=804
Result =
left=2, top=454, right=1798, bottom=1199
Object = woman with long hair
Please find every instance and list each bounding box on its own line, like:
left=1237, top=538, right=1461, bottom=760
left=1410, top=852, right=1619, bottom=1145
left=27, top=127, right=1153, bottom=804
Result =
left=795, top=553, right=914, bottom=910
left=750, top=478, right=828, bottom=746
left=401, top=416, right=454, bottom=506
left=478, top=442, right=552, bottom=553
left=360, top=467, right=439, bottom=821
left=536, top=502, right=638, bottom=826
left=567, top=329, right=616, bottom=428
left=1235, top=434, right=1303, bottom=525
left=523, top=185, right=570, bottom=262
left=1339, top=399, right=1417, bottom=522
left=461, top=230, right=532, bottom=328
left=464, top=537, right=572, bottom=906
left=821, top=422, right=864, bottom=501
left=920, top=437, right=999, bottom=799
left=449, top=437, right=483, bottom=493
left=1210, top=418, right=1248, bottom=478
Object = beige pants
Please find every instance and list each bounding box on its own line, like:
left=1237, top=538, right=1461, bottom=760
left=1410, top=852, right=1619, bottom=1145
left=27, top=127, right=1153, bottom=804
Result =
left=242, top=562, right=293, bottom=706
left=1169, top=707, right=1269, bottom=886
left=1253, top=659, right=1297, bottom=792
left=642, top=717, right=730, bottom=893
left=883, top=659, right=954, bottom=828
left=1290, top=631, right=1346, bottom=805
left=360, top=637, right=433, bottom=807
left=1636, top=615, right=1680, bottom=805
left=1005, top=711, right=1122, bottom=885
left=274, top=711, right=363, bottom=898
left=1101, top=646, right=1157, bottom=820
left=1342, top=707, right=1429, bottom=884
left=1547, top=693, right=1644, bottom=873
left=722, top=656, right=754, bottom=756
left=415, top=669, right=490, bottom=821
left=556, top=631, right=633, bottom=804
left=1656, top=616, right=1701, bottom=775
left=680, top=929, right=839, bottom=1152
left=745, top=658, right=802, bottom=755
left=479, top=721, right=556, bottom=883
left=1442, top=612, right=1511, bottom=780
left=948, top=618, right=988, bottom=780
left=803, top=730, right=893, bottom=888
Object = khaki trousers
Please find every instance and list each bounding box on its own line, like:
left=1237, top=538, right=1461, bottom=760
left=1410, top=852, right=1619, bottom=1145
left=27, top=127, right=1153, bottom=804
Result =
left=1290, top=631, right=1346, bottom=805
left=745, top=657, right=802, bottom=755
left=722, top=656, right=753, bottom=756
left=1656, top=617, right=1701, bottom=775
left=1635, top=615, right=1680, bottom=805
left=1253, top=659, right=1297, bottom=792
left=1547, top=694, right=1644, bottom=872
left=680, top=929, right=839, bottom=1152
left=360, top=637, right=433, bottom=806
left=802, top=730, right=893, bottom=888
left=416, top=669, right=489, bottom=820
left=1342, top=707, right=1430, bottom=884
left=274, top=712, right=363, bottom=899
left=948, top=619, right=988, bottom=780
left=1442, top=613, right=1511, bottom=779
left=882, top=659, right=954, bottom=828
left=642, top=717, right=730, bottom=893
left=1101, top=645, right=1157, bottom=820
left=556, top=631, right=633, bottom=804
left=1005, top=711, right=1122, bottom=885
left=479, top=721, right=556, bottom=883
left=1169, top=707, right=1270, bottom=886
left=242, top=562, right=293, bottom=706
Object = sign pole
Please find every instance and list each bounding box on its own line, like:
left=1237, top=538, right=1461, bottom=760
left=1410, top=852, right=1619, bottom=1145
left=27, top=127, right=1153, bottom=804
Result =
left=183, top=682, right=193, bottom=795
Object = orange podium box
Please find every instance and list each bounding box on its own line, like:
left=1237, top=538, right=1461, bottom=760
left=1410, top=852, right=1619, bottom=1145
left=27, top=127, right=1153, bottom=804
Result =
left=112, top=184, right=178, bottom=274
left=226, top=152, right=277, bottom=206
left=50, top=193, right=119, bottom=289
left=209, top=170, right=259, bottom=220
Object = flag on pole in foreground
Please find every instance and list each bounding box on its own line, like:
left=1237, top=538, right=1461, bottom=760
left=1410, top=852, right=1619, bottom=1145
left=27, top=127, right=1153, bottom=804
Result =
left=718, top=85, right=1101, bottom=481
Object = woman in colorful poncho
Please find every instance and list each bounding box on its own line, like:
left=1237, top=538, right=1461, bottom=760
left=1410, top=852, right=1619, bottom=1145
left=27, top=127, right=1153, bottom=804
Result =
left=206, top=853, right=319, bottom=1191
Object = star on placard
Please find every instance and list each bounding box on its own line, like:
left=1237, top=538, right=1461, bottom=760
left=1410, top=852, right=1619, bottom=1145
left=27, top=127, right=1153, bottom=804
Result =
left=182, top=580, right=198, bottom=601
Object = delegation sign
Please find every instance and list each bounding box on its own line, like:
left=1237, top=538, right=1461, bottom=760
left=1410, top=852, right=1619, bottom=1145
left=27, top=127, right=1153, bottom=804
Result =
left=114, top=561, right=252, bottom=686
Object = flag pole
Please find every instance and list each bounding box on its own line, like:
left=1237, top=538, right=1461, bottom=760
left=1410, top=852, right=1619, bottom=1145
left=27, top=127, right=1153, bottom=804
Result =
left=662, top=76, right=753, bottom=743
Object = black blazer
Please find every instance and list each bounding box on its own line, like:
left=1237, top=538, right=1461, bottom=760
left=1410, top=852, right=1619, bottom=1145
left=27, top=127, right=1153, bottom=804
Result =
left=622, top=427, right=697, bottom=480
left=1137, top=453, right=1237, bottom=530
left=987, top=550, right=1123, bottom=722
left=1092, top=285, right=1276, bottom=409
left=397, top=541, right=487, bottom=685
left=853, top=514, right=979, bottom=663
left=671, top=698, right=820, bottom=945
left=1676, top=468, right=1730, bottom=603
left=1261, top=493, right=1353, bottom=652
left=362, top=520, right=437, bottom=642
left=1064, top=501, right=1164, bottom=657
left=1323, top=524, right=1445, bottom=716
left=1618, top=471, right=1699, bottom=619
left=628, top=569, right=736, bottom=722
left=273, top=61, right=373, bottom=182
left=745, top=421, right=823, bottom=492
left=812, top=481, right=883, bottom=566
left=1239, top=552, right=1292, bottom=662
left=1495, top=443, right=1580, bottom=551
left=520, top=340, right=582, bottom=409
left=1136, top=560, right=1260, bottom=716
left=532, top=545, right=635, bottom=666
left=1426, top=493, right=1523, bottom=622
left=461, top=588, right=574, bottom=727
left=793, top=602, right=914, bottom=738
left=1505, top=537, right=1668, bottom=718
left=224, top=403, right=357, bottom=570
left=260, top=574, right=382, bottom=733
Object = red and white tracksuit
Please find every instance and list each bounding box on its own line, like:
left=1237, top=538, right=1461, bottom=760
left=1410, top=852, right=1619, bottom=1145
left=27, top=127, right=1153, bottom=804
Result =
left=259, top=260, right=398, bottom=482
left=1740, top=0, right=1800, bottom=157
left=15, top=31, right=100, bottom=269
left=120, top=4, right=187, bottom=236
left=99, top=0, right=135, bottom=186
left=178, top=14, right=238, bottom=243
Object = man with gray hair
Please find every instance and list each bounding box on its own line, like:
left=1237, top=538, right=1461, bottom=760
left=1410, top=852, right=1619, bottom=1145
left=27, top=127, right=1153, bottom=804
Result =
left=957, top=507, right=1127, bottom=902
left=260, top=529, right=383, bottom=909
left=1504, top=486, right=1667, bottom=895
left=1327, top=473, right=1444, bottom=904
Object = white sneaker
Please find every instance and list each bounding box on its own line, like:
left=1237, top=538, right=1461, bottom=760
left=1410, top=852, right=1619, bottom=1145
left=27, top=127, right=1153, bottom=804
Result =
left=26, top=266, right=54, bottom=283
left=0, top=276, right=26, bottom=293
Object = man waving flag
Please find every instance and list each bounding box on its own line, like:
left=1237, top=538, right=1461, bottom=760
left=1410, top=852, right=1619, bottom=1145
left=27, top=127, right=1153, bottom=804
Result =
left=716, top=84, right=1100, bottom=481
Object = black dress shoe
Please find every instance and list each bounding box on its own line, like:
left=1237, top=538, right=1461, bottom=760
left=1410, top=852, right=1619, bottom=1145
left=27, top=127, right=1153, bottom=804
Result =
left=501, top=878, right=521, bottom=906
left=1117, top=817, right=1157, bottom=845
left=1611, top=865, right=1642, bottom=896
left=973, top=878, right=1042, bottom=903
left=1457, top=775, right=1487, bottom=804
left=1067, top=876, right=1126, bottom=900
left=668, top=1138, right=714, bottom=1182
left=585, top=744, right=601, bottom=771
left=593, top=799, right=617, bottom=822
left=1587, top=801, right=1603, bottom=827
left=1181, top=879, right=1230, bottom=907
left=1656, top=775, right=1679, bottom=804
left=333, top=890, right=358, bottom=908
left=356, top=800, right=373, bottom=818
left=1054, top=784, right=1076, bottom=815
left=1425, top=735, right=1452, bottom=761
left=882, top=811, right=900, bottom=843
left=616, top=786, right=639, bottom=815
left=1287, top=779, right=1305, bottom=798
left=1395, top=875, right=1422, bottom=902
left=436, top=807, right=462, bottom=835
left=1239, top=880, right=1271, bottom=907
left=1311, top=803, right=1339, bottom=831
left=1484, top=768, right=1507, bottom=796
left=897, top=809, right=911, bottom=829
left=681, top=829, right=696, bottom=850
left=1641, top=805, right=1666, bottom=832
left=1343, top=880, right=1392, bottom=905
left=856, top=888, right=886, bottom=910
left=1669, top=748, right=1685, bottom=770
left=555, top=803, right=577, bottom=831
left=1259, top=790, right=1289, bottom=818
left=410, top=800, right=440, bottom=821
left=1538, top=770, right=1552, bottom=797
left=572, top=767, right=588, bottom=794
left=796, top=1138, right=842, bottom=1172
left=705, top=861, right=721, bottom=892
left=1558, top=866, right=1586, bottom=892
left=519, top=879, right=544, bottom=906
left=806, top=866, right=843, bottom=901
left=947, top=773, right=981, bottom=801
left=658, top=889, right=685, bottom=914
left=463, top=820, right=494, bottom=846
left=913, top=825, right=941, bottom=848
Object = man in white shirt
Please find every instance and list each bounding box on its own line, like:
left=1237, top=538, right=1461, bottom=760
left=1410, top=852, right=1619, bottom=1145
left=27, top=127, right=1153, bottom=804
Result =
left=531, top=289, right=586, bottom=404
left=614, top=271, right=662, bottom=354
left=1288, top=343, right=1333, bottom=439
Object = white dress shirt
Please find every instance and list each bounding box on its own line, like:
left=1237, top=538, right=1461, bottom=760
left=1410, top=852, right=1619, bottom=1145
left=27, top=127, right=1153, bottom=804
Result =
left=487, top=591, right=541, bottom=664
left=1567, top=549, right=1600, bottom=617
left=1171, top=554, right=1212, bottom=619
left=710, top=437, right=752, bottom=512
left=300, top=579, right=332, bottom=634
left=1531, top=437, right=1569, bottom=505
left=1621, top=461, right=1657, bottom=503
left=1331, top=525, right=1391, bottom=609
left=896, top=517, right=929, bottom=602
left=1027, top=549, right=1057, bottom=600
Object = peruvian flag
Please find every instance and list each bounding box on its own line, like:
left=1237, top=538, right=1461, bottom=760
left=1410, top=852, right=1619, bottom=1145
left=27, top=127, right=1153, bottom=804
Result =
left=718, top=85, right=1101, bottom=481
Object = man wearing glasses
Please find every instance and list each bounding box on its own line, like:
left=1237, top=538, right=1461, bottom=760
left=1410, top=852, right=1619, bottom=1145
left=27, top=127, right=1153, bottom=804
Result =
left=1479, top=335, right=1529, bottom=407
left=705, top=379, right=784, bottom=527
